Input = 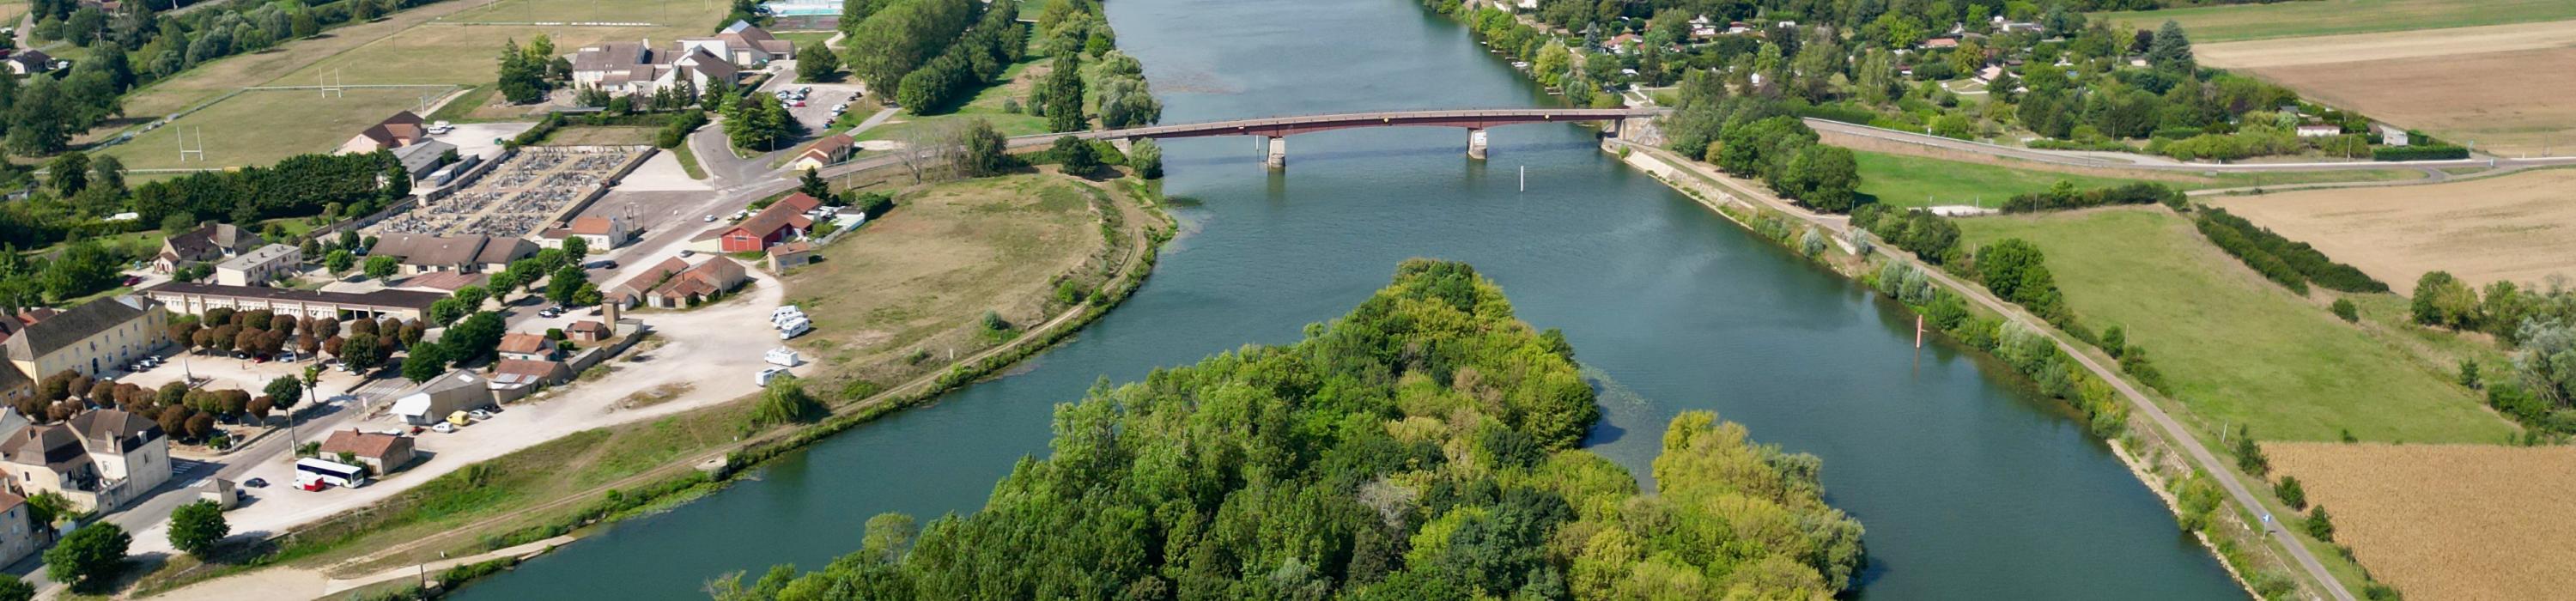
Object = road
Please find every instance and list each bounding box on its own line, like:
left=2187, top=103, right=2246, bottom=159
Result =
left=1621, top=140, right=2358, bottom=601
left=1805, top=118, right=2576, bottom=173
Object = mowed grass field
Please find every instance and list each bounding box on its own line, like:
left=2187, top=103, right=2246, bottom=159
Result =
left=781, top=173, right=1113, bottom=392
left=2267, top=442, right=2576, bottom=601
left=2197, top=21, right=2576, bottom=156
left=855, top=57, right=1050, bottom=142
left=2213, top=168, right=2576, bottom=294
left=2093, top=0, right=2576, bottom=42
left=1956, top=207, right=2513, bottom=443
left=1851, top=149, right=2423, bottom=209
left=101, top=88, right=444, bottom=170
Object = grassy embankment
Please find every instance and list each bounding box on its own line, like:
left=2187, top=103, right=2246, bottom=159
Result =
left=2092, top=0, right=2576, bottom=43
left=1854, top=150, right=2422, bottom=209
left=1956, top=207, right=2514, bottom=444
left=133, top=170, right=1170, bottom=596
left=849, top=56, right=1052, bottom=142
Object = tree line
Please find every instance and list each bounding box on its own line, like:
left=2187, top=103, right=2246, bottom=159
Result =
left=891, top=1, right=1025, bottom=112
left=2408, top=272, right=2576, bottom=434
left=2192, top=207, right=2387, bottom=294
left=841, top=0, right=981, bottom=102
left=708, top=260, right=1864, bottom=600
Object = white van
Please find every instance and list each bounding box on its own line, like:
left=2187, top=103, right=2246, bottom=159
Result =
left=755, top=367, right=791, bottom=386
left=778, top=318, right=811, bottom=340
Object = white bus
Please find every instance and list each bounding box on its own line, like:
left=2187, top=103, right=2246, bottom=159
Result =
left=295, top=458, right=371, bottom=490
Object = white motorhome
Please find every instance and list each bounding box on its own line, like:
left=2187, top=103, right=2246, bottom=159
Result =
left=778, top=318, right=811, bottom=339
left=765, top=347, right=802, bottom=367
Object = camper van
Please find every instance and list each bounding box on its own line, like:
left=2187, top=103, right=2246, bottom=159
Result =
left=778, top=318, right=811, bottom=340
left=756, top=367, right=791, bottom=386
left=770, top=306, right=805, bottom=328
left=765, top=347, right=802, bottom=367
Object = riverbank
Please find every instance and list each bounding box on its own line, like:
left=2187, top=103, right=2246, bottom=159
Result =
left=1612, top=138, right=2335, bottom=600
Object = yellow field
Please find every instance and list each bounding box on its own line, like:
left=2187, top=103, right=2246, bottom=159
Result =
left=2198, top=21, right=2576, bottom=156
left=2211, top=169, right=2576, bottom=294
left=2267, top=443, right=2576, bottom=601
left=2095, top=0, right=2576, bottom=42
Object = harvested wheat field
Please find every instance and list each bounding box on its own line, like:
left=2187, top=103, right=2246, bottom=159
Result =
left=2212, top=169, right=2576, bottom=294
left=2199, top=21, right=2576, bottom=156
left=2267, top=443, right=2576, bottom=601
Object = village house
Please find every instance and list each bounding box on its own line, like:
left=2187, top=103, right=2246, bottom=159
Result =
left=319, top=429, right=416, bottom=474
left=0, top=409, right=171, bottom=512
left=610, top=257, right=750, bottom=309
left=0, top=492, right=40, bottom=568
left=390, top=271, right=491, bottom=295
left=495, top=333, right=560, bottom=362
left=538, top=216, right=637, bottom=251
left=692, top=192, right=823, bottom=253
left=489, top=358, right=573, bottom=396
left=155, top=222, right=264, bottom=274
left=4, top=296, right=167, bottom=379
left=568, top=39, right=743, bottom=96
left=789, top=134, right=854, bottom=172
left=338, top=111, right=433, bottom=155
left=367, top=234, right=539, bottom=275
left=2377, top=124, right=2410, bottom=147
left=690, top=21, right=796, bottom=65
left=213, top=244, right=304, bottom=287
left=3, top=50, right=58, bottom=76
left=767, top=241, right=817, bottom=271
left=566, top=319, right=613, bottom=343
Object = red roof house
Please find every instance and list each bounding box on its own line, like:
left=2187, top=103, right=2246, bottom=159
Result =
left=694, top=193, right=823, bottom=252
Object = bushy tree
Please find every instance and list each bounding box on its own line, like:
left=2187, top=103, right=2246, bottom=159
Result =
left=363, top=255, right=399, bottom=280
left=1051, top=136, right=1098, bottom=176
left=44, top=522, right=128, bottom=591
left=750, top=375, right=825, bottom=426
left=2148, top=20, right=2196, bottom=73
left=167, top=501, right=229, bottom=557
left=1127, top=138, right=1162, bottom=179
left=2273, top=477, right=2306, bottom=510
left=795, top=43, right=842, bottom=82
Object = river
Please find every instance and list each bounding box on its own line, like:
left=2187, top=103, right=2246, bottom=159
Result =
left=447, top=0, right=2245, bottom=598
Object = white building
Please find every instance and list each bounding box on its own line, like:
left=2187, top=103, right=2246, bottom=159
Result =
left=213, top=244, right=303, bottom=287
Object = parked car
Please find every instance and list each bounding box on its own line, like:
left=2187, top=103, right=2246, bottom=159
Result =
left=679, top=250, right=696, bottom=258
left=787, top=100, right=807, bottom=107
left=244, top=477, right=268, bottom=489
left=702, top=215, right=717, bottom=222
left=431, top=422, right=455, bottom=434
left=121, top=276, right=143, bottom=286
left=470, top=409, right=495, bottom=420
left=538, top=307, right=562, bottom=318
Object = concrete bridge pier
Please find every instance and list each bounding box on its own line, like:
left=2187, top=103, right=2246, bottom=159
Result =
left=1602, top=118, right=1624, bottom=139
left=1467, top=128, right=1489, bottom=160
left=1264, top=136, right=1287, bottom=169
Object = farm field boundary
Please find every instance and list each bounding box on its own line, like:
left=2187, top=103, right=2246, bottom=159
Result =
left=2267, top=442, right=2576, bottom=601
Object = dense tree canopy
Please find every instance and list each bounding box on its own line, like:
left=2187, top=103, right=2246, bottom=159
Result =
left=716, top=260, right=1861, bottom=600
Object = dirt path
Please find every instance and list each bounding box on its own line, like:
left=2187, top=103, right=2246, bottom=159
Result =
left=1621, top=141, right=2359, bottom=601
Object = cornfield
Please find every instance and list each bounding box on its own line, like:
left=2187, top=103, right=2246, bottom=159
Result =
left=2266, top=442, right=2576, bottom=601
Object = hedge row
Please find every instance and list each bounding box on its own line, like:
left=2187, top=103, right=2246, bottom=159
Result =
left=2195, top=207, right=2391, bottom=294
left=2000, top=182, right=2184, bottom=213
left=2372, top=145, right=2468, bottom=161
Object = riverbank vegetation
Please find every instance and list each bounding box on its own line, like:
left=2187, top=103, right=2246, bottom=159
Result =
left=715, top=260, right=1866, bottom=600
left=842, top=0, right=1158, bottom=142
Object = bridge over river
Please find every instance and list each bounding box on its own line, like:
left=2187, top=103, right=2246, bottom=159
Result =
left=822, top=107, right=1668, bottom=175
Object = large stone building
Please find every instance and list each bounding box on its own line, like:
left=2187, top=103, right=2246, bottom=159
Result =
left=140, top=282, right=445, bottom=322
left=154, top=223, right=264, bottom=274
left=213, top=243, right=304, bottom=287
left=0, top=409, right=172, bottom=512
left=368, top=234, right=538, bottom=276
left=339, top=110, right=432, bottom=155
left=0, top=492, right=42, bottom=568
left=610, top=257, right=750, bottom=309
left=3, top=296, right=167, bottom=379
left=568, top=21, right=791, bottom=95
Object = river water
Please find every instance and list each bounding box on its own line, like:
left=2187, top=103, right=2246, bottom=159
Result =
left=448, top=0, right=2244, bottom=598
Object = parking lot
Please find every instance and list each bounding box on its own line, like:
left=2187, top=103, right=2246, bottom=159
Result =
left=773, top=81, right=866, bottom=137
left=368, top=145, right=650, bottom=238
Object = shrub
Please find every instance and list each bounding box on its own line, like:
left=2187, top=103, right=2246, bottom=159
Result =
left=2330, top=298, right=2359, bottom=322
left=2273, top=476, right=2306, bottom=509
left=2303, top=505, right=2336, bottom=541
left=2233, top=426, right=2268, bottom=476
left=2000, top=181, right=2184, bottom=213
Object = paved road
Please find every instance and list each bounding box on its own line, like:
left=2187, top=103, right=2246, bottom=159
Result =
left=1623, top=141, right=2358, bottom=601
left=1807, top=118, right=2576, bottom=173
